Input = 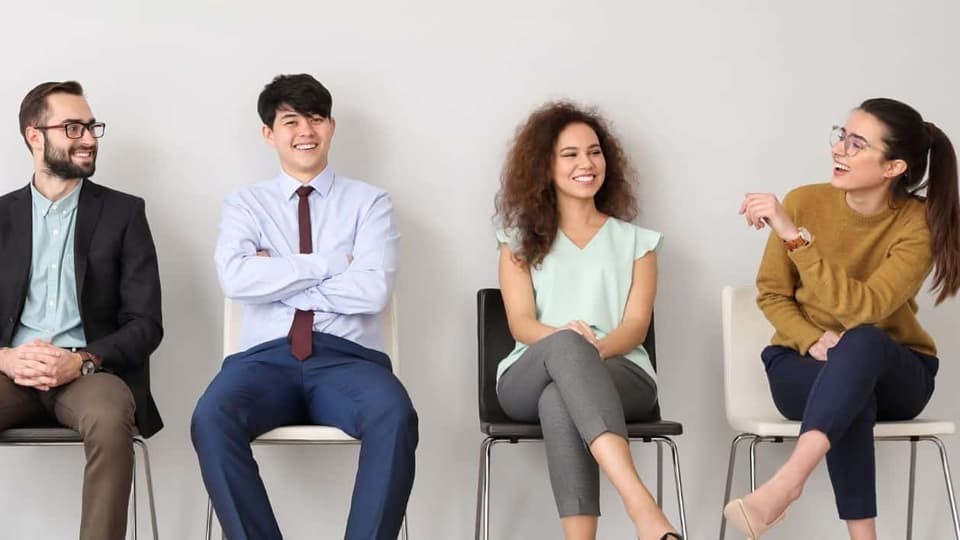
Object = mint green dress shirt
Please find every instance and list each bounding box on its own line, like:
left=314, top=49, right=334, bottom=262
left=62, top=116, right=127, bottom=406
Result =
left=496, top=218, right=662, bottom=382
left=12, top=181, right=87, bottom=348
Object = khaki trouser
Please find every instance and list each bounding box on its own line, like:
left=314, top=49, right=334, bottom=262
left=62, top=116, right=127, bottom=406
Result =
left=0, top=372, right=136, bottom=540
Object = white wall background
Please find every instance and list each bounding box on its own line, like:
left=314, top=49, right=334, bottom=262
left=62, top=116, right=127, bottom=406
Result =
left=1, top=1, right=959, bottom=538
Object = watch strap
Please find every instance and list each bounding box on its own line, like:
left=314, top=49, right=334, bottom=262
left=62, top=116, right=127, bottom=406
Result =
left=783, top=227, right=812, bottom=252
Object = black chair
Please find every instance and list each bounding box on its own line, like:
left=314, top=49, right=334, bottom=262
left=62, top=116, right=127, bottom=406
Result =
left=474, top=288, right=687, bottom=539
left=0, top=425, right=158, bottom=539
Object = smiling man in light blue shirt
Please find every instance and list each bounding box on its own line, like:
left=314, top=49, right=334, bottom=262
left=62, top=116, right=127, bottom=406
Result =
left=191, top=74, right=416, bottom=540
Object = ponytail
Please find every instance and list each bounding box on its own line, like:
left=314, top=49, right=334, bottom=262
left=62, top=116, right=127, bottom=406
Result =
left=924, top=123, right=960, bottom=304
left=859, top=98, right=960, bottom=304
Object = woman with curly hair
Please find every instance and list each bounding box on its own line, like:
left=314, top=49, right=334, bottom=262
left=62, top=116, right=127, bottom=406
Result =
left=494, top=101, right=680, bottom=540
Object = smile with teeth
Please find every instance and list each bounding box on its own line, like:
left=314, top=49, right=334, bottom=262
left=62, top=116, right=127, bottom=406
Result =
left=834, top=161, right=850, bottom=172
left=73, top=150, right=93, bottom=158
left=294, top=143, right=318, bottom=150
left=573, top=174, right=596, bottom=183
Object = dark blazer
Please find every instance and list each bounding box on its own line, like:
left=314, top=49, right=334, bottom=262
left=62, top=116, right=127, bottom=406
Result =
left=0, top=180, right=164, bottom=437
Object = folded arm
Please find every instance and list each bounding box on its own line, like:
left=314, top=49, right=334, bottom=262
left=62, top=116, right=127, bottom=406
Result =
left=788, top=215, right=932, bottom=327
left=597, top=252, right=656, bottom=360
left=214, top=197, right=348, bottom=304
left=282, top=192, right=398, bottom=315
left=756, top=228, right=825, bottom=355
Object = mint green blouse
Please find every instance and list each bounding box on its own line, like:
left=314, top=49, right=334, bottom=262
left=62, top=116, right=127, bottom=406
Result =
left=496, top=218, right=662, bottom=382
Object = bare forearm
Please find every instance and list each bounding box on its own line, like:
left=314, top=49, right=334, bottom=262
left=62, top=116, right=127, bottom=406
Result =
left=509, top=317, right=558, bottom=346
left=597, top=320, right=648, bottom=360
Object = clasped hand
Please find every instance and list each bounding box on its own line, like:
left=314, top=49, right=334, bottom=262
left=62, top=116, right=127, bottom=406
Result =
left=0, top=340, right=83, bottom=391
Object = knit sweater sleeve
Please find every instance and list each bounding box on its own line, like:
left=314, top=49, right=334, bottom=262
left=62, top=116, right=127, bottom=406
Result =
left=757, top=209, right=823, bottom=354
left=755, top=191, right=825, bottom=355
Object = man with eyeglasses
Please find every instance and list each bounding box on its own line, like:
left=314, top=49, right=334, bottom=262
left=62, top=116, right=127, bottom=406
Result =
left=0, top=81, right=163, bottom=539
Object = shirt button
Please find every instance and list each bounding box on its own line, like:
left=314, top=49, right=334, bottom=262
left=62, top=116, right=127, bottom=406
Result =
left=48, top=301, right=54, bottom=307
left=53, top=229, right=59, bottom=235
left=50, top=263, right=57, bottom=269
left=51, top=205, right=57, bottom=211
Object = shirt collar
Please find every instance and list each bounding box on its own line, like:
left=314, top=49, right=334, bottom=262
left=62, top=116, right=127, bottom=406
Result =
left=30, top=178, right=83, bottom=217
left=278, top=167, right=335, bottom=200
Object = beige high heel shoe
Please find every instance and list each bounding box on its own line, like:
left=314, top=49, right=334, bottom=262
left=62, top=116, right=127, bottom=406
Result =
left=723, top=498, right=787, bottom=539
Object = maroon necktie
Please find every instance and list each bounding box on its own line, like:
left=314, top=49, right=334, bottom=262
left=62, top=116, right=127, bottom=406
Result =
left=289, top=186, right=315, bottom=360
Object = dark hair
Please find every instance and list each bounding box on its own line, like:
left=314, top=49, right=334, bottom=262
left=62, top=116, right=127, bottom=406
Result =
left=18, top=80, right=84, bottom=151
left=257, top=74, right=332, bottom=127
left=494, top=101, right=638, bottom=267
left=860, top=97, right=960, bottom=304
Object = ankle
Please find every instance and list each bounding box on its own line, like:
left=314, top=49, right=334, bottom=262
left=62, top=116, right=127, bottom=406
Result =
left=627, top=504, right=671, bottom=532
left=623, top=494, right=659, bottom=523
left=775, top=480, right=803, bottom=504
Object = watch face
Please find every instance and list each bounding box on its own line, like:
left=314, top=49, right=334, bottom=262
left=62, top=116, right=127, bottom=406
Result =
left=81, top=360, right=96, bottom=375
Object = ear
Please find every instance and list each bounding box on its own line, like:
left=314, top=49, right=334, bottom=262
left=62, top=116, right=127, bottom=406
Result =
left=24, top=126, right=44, bottom=155
left=884, top=158, right=908, bottom=179
left=262, top=124, right=276, bottom=148
left=328, top=116, right=336, bottom=137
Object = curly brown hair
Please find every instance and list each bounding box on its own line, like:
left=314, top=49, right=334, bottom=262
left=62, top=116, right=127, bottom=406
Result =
left=495, top=101, right=639, bottom=267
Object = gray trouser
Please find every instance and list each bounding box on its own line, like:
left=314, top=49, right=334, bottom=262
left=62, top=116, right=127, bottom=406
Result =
left=497, top=329, right=658, bottom=517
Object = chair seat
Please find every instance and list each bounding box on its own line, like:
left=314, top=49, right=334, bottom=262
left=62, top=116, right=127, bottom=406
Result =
left=730, top=417, right=956, bottom=438
left=255, top=425, right=358, bottom=443
left=481, top=420, right=683, bottom=439
left=0, top=427, right=147, bottom=443
left=0, top=427, right=83, bottom=443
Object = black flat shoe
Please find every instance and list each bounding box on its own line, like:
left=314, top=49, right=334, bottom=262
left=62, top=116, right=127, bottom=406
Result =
left=660, top=534, right=683, bottom=540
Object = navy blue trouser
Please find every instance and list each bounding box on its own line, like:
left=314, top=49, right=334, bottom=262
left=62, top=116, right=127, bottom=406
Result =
left=191, top=334, right=418, bottom=540
left=762, top=325, right=938, bottom=520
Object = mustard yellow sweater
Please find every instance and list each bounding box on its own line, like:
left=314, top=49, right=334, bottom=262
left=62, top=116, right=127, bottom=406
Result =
left=756, top=183, right=936, bottom=356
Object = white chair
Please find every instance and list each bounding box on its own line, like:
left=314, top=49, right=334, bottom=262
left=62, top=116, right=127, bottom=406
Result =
left=718, top=285, right=960, bottom=539
left=205, top=296, right=408, bottom=540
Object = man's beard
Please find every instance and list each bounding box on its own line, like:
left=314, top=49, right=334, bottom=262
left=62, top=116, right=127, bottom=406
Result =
left=43, top=135, right=96, bottom=179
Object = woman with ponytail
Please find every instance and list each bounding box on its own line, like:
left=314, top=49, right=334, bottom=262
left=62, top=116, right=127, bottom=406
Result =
left=726, top=98, right=960, bottom=539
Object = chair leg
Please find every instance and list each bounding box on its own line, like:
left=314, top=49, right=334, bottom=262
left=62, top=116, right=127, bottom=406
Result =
left=907, top=438, right=918, bottom=540
left=205, top=497, right=214, bottom=540
left=656, top=439, right=664, bottom=508
left=133, top=439, right=158, bottom=540
left=720, top=433, right=754, bottom=540
left=923, top=436, right=960, bottom=538
left=475, top=437, right=495, bottom=540
left=749, top=436, right=762, bottom=491
left=656, top=437, right=687, bottom=539
left=132, top=448, right=138, bottom=540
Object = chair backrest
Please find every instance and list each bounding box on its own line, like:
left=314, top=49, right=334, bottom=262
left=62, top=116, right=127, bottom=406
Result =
left=721, top=285, right=782, bottom=424
left=223, top=296, right=400, bottom=375
left=476, top=288, right=658, bottom=424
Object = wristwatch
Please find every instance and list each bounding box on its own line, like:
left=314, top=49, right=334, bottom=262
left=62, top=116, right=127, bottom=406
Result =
left=78, top=351, right=99, bottom=376
left=783, top=227, right=812, bottom=252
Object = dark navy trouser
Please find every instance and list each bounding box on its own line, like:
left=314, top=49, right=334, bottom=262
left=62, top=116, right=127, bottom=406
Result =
left=762, top=325, right=938, bottom=520
left=191, top=333, right=418, bottom=540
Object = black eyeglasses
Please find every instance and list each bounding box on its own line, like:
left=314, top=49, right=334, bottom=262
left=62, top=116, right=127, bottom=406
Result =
left=34, top=121, right=106, bottom=139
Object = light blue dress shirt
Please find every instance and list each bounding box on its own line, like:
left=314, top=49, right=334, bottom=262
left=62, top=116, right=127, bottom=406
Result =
left=215, top=168, right=399, bottom=353
left=12, top=180, right=87, bottom=348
